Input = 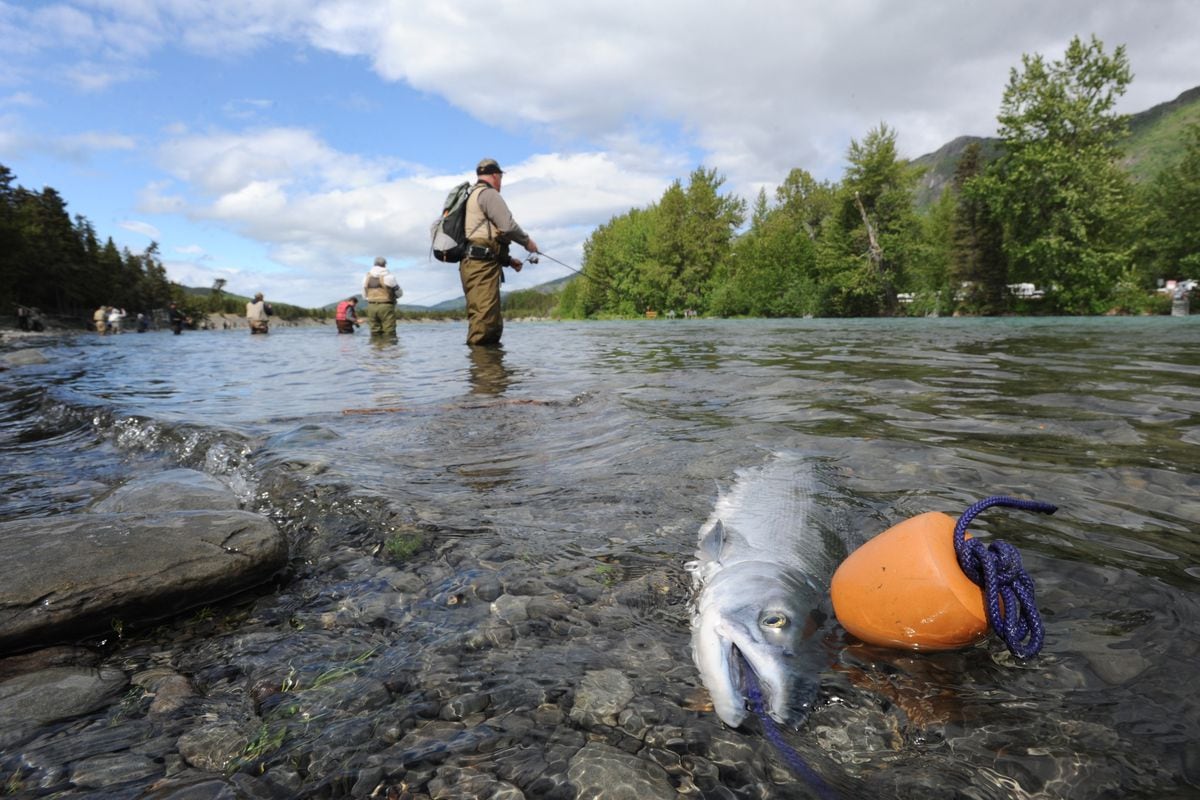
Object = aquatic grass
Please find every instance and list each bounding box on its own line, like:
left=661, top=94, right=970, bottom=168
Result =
left=279, top=648, right=378, bottom=693
left=593, top=563, right=620, bottom=587
left=383, top=531, right=423, bottom=562
left=4, top=771, right=25, bottom=795
left=108, top=685, right=148, bottom=725
left=229, top=722, right=288, bottom=773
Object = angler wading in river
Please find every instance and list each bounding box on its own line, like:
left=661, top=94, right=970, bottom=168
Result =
left=458, top=158, right=539, bottom=347
left=363, top=257, right=402, bottom=338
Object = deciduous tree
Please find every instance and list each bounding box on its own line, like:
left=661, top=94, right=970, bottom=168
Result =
left=989, top=35, right=1135, bottom=313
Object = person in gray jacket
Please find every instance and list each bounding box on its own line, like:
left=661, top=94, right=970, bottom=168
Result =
left=458, top=158, right=538, bottom=346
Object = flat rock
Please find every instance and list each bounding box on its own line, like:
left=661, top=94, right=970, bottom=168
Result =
left=567, top=741, right=676, bottom=800
left=0, top=665, right=128, bottom=750
left=0, top=510, right=286, bottom=651
left=570, top=668, right=635, bottom=728
left=92, top=469, right=241, bottom=513
left=0, top=348, right=49, bottom=367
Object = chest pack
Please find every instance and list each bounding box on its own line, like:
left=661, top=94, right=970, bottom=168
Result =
left=430, top=182, right=486, bottom=263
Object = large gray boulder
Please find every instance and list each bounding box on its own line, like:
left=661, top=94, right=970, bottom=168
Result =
left=92, top=468, right=242, bottom=513
left=0, top=509, right=286, bottom=651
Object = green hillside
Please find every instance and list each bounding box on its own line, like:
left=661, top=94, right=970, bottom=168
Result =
left=911, top=135, right=1004, bottom=209
left=1123, top=85, right=1200, bottom=181
left=910, top=85, right=1200, bottom=210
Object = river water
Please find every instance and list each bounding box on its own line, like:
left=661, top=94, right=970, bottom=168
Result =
left=1, top=317, right=1198, bottom=798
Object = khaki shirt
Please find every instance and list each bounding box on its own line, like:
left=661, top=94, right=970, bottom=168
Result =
left=246, top=300, right=269, bottom=322
left=464, top=182, right=530, bottom=252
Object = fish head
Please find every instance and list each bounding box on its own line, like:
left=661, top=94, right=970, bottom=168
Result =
left=692, top=562, right=828, bottom=729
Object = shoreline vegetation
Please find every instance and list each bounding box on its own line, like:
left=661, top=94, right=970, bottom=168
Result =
left=0, top=303, right=1187, bottom=342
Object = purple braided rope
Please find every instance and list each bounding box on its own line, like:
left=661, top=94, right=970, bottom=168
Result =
left=742, top=656, right=838, bottom=800
left=952, top=496, right=1057, bottom=659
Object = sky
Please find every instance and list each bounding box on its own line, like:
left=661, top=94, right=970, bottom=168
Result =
left=1, top=1, right=1198, bottom=309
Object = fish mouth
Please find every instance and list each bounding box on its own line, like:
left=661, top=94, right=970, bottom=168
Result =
left=728, top=641, right=818, bottom=729
left=693, top=604, right=821, bottom=728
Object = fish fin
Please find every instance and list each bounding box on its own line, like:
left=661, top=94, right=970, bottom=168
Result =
left=699, top=519, right=728, bottom=562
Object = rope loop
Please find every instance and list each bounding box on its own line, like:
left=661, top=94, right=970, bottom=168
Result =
left=952, top=496, right=1057, bottom=659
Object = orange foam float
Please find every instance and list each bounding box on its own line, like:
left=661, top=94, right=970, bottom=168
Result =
left=831, top=511, right=988, bottom=651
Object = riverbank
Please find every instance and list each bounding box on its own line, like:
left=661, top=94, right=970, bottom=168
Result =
left=0, top=312, right=330, bottom=338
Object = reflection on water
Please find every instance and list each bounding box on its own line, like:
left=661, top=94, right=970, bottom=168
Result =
left=1, top=316, right=1198, bottom=798
left=467, top=345, right=514, bottom=396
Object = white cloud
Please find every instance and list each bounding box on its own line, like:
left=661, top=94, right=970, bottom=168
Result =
left=145, top=124, right=672, bottom=305
left=119, top=219, right=161, bottom=239
left=222, top=98, right=275, bottom=120
left=160, top=258, right=246, bottom=295
left=61, top=130, right=138, bottom=152
left=2, top=92, right=40, bottom=107
left=303, top=0, right=1200, bottom=187
left=0, top=119, right=137, bottom=162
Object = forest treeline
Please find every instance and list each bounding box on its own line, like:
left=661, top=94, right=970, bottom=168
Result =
left=0, top=168, right=317, bottom=326
left=557, top=36, right=1200, bottom=319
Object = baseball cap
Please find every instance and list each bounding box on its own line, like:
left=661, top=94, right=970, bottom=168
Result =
left=476, top=158, right=504, bottom=175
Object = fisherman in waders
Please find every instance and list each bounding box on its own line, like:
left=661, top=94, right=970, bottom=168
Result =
left=246, top=292, right=272, bottom=334
left=459, top=158, right=538, bottom=347
left=363, top=257, right=401, bottom=337
left=335, top=295, right=361, bottom=333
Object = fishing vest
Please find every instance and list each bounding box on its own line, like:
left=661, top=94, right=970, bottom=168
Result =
left=365, top=273, right=396, bottom=304
left=463, top=183, right=498, bottom=253
left=335, top=300, right=355, bottom=320
left=246, top=300, right=268, bottom=321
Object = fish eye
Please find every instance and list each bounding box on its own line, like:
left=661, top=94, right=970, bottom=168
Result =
left=760, top=612, right=789, bottom=629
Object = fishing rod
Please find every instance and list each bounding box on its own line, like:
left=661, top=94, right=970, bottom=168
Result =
left=524, top=251, right=626, bottom=299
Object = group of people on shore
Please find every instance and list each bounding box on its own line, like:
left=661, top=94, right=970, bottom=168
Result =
left=14, top=304, right=44, bottom=332
left=92, top=306, right=151, bottom=334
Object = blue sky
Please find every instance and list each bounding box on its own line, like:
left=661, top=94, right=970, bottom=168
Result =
left=2, top=1, right=1198, bottom=309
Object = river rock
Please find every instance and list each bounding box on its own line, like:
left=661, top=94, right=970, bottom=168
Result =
left=569, top=669, right=635, bottom=729
left=0, top=665, right=128, bottom=724
left=0, top=347, right=49, bottom=367
left=0, top=665, right=128, bottom=750
left=70, top=752, right=162, bottom=789
left=566, top=741, right=676, bottom=800
left=177, top=721, right=254, bottom=772
left=0, top=510, right=286, bottom=651
left=92, top=468, right=241, bottom=513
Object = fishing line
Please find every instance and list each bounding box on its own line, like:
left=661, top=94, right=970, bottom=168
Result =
left=529, top=251, right=628, bottom=300
left=741, top=652, right=839, bottom=799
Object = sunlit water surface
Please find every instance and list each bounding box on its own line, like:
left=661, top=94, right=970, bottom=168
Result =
left=2, top=317, right=1198, bottom=798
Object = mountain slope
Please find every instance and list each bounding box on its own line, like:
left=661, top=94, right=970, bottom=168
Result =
left=910, top=85, right=1200, bottom=210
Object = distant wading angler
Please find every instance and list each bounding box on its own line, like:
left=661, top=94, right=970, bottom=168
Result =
left=458, top=158, right=538, bottom=347
left=246, top=293, right=272, bottom=334
left=168, top=302, right=188, bottom=335
left=335, top=296, right=361, bottom=334
left=363, top=257, right=402, bottom=337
